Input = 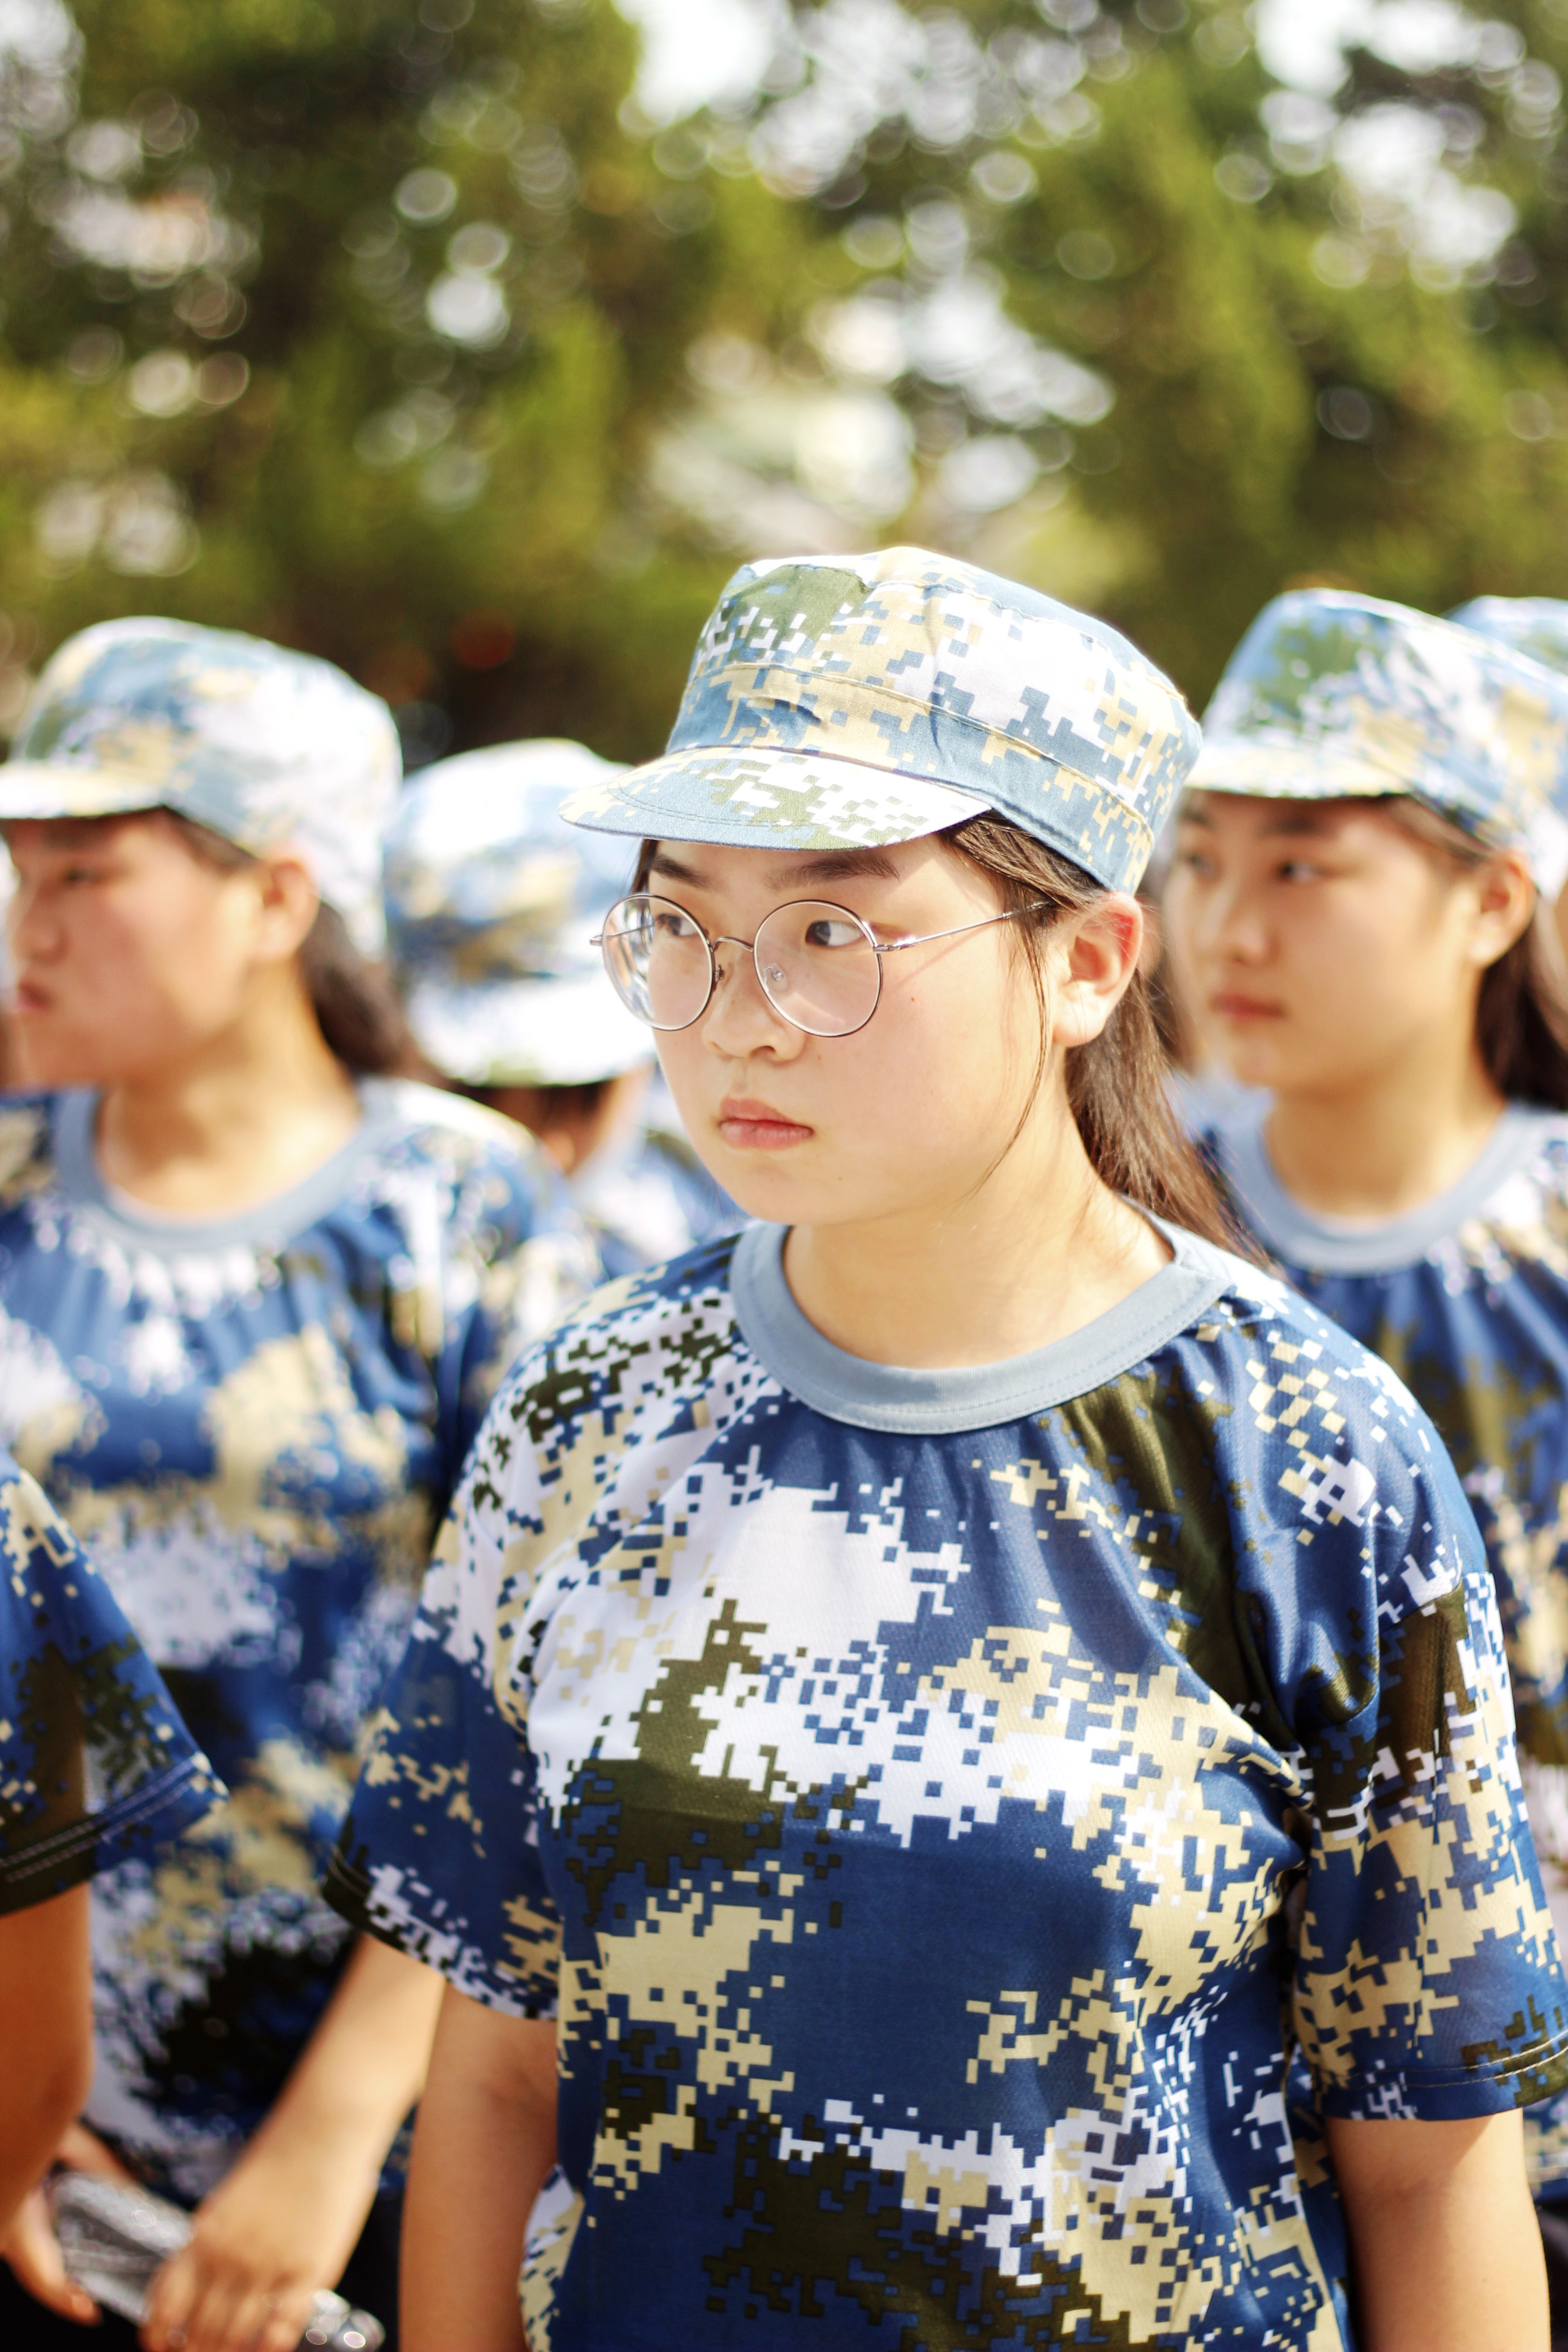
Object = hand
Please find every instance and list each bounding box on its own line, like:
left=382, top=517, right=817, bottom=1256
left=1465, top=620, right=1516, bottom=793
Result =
left=1, top=2121, right=138, bottom=2326
left=140, top=2125, right=378, bottom=2352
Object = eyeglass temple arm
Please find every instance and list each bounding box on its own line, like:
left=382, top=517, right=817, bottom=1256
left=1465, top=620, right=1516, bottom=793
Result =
left=871, top=900, right=1049, bottom=956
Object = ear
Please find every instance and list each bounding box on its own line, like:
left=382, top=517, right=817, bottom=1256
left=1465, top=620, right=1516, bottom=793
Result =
left=1049, top=892, right=1144, bottom=1049
left=248, top=852, right=322, bottom=964
left=1467, top=850, right=1535, bottom=971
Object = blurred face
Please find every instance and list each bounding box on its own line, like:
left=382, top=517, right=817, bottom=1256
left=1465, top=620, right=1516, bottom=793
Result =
left=6, top=813, right=289, bottom=1088
left=1163, top=791, right=1519, bottom=1096
left=643, top=835, right=1134, bottom=1235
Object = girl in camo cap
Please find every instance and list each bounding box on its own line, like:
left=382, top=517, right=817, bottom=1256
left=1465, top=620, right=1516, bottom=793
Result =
left=0, top=619, right=593, bottom=2352
left=330, top=549, right=1564, bottom=2351
left=1164, top=585, right=1568, bottom=2218
left=383, top=737, right=739, bottom=1277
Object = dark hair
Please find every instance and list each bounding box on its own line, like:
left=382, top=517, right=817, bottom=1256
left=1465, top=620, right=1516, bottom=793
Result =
left=165, top=811, right=425, bottom=1078
left=1377, top=798, right=1568, bottom=1109
left=634, top=821, right=1248, bottom=1256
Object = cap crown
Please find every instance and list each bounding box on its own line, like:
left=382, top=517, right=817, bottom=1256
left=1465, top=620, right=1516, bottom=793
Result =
left=1192, top=589, right=1568, bottom=890
left=4, top=617, right=399, bottom=952
left=385, top=738, right=634, bottom=986
left=1450, top=595, right=1568, bottom=682
left=564, top=546, right=1198, bottom=891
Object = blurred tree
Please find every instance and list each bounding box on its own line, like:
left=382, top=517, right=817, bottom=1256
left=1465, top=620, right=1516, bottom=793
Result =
left=1, top=0, right=1567, bottom=749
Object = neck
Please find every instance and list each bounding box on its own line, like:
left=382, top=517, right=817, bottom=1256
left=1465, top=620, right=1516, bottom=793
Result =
left=95, top=973, right=362, bottom=1215
left=782, top=1111, right=1169, bottom=1371
left=1264, top=1029, right=1505, bottom=1223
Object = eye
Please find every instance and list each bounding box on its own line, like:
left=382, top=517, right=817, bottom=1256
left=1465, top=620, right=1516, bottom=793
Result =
left=651, top=907, right=699, bottom=941
left=1174, top=846, right=1216, bottom=879
left=1278, top=858, right=1326, bottom=884
left=802, top=917, right=866, bottom=951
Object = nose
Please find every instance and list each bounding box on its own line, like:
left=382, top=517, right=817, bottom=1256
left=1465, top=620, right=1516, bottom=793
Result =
left=7, top=874, right=60, bottom=966
left=700, top=936, right=805, bottom=1060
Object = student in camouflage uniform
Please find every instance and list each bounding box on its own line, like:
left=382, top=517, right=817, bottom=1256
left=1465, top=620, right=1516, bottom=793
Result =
left=327, top=548, right=1567, bottom=2352
left=384, top=737, right=740, bottom=1275
left=0, top=621, right=594, bottom=2352
left=1, top=1447, right=219, bottom=2268
left=1162, top=589, right=1568, bottom=2223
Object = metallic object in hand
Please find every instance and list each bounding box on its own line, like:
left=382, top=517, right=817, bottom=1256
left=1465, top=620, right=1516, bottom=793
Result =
left=48, top=2171, right=384, bottom=2349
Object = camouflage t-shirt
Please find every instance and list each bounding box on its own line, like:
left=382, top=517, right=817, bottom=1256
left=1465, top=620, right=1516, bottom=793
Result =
left=326, top=1222, right=1568, bottom=2351
left=1, top=1448, right=219, bottom=1914
left=0, top=1079, right=594, bottom=2201
left=1203, top=1102, right=1568, bottom=2197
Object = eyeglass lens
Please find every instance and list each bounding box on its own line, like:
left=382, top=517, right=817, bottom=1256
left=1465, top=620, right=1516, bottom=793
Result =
left=600, top=895, right=883, bottom=1038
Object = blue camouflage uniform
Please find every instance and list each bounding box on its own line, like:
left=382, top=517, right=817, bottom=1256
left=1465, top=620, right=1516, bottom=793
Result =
left=1191, top=587, right=1568, bottom=2195
left=0, top=623, right=595, bottom=2202
left=329, top=550, right=1568, bottom=2349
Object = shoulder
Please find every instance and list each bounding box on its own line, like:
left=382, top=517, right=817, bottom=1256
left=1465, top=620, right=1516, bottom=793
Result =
left=354, top=1080, right=577, bottom=1224
left=470, top=1234, right=747, bottom=1473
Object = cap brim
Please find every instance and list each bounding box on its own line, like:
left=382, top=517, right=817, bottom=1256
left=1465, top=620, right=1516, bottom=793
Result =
left=560, top=745, right=989, bottom=849
left=0, top=759, right=175, bottom=819
left=1184, top=740, right=1413, bottom=802
left=406, top=969, right=654, bottom=1088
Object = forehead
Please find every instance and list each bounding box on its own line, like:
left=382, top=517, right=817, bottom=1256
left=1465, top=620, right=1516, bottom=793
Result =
left=1177, top=790, right=1379, bottom=840
left=2, top=811, right=160, bottom=852
left=644, top=840, right=909, bottom=892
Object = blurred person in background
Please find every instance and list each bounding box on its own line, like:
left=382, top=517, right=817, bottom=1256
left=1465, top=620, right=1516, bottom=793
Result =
left=384, top=738, right=738, bottom=1277
left=0, top=621, right=594, bottom=2352
left=1, top=1450, right=221, bottom=2266
left=331, top=550, right=1564, bottom=2352
left=1162, top=589, right=1568, bottom=2248
left=1450, top=596, right=1568, bottom=975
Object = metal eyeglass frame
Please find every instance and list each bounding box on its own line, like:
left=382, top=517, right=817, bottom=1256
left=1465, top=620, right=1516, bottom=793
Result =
left=593, top=891, right=1053, bottom=1039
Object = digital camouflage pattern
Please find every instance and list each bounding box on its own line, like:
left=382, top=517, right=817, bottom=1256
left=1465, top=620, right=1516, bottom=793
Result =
left=0, top=618, right=402, bottom=954
left=561, top=546, right=1200, bottom=892
left=1200, top=1105, right=1568, bottom=2195
left=1450, top=595, right=1568, bottom=682
left=383, top=736, right=650, bottom=1088
left=328, top=1222, right=1567, bottom=2351
left=0, top=1080, right=593, bottom=2201
left=1, top=1447, right=220, bottom=1915
left=1189, top=589, right=1568, bottom=894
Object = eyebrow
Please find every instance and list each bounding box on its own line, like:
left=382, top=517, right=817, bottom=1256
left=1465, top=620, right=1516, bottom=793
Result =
left=647, top=845, right=904, bottom=891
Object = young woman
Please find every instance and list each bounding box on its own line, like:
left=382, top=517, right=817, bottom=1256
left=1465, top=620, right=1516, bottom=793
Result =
left=327, top=548, right=1568, bottom=2352
left=1161, top=587, right=1568, bottom=2212
left=1, top=1448, right=220, bottom=2266
left=383, top=738, right=739, bottom=1276
left=0, top=619, right=595, bottom=2352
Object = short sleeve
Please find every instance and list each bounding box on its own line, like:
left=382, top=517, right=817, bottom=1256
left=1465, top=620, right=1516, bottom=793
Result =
left=0, top=1458, right=223, bottom=1916
left=1292, top=1454, right=1568, bottom=2118
left=322, top=1375, right=563, bottom=2016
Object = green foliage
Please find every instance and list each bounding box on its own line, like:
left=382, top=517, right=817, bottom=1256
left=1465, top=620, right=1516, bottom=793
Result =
left=3, top=0, right=1568, bottom=747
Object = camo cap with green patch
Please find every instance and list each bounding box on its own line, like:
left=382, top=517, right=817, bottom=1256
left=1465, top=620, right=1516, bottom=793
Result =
left=0, top=617, right=401, bottom=953
left=1190, top=588, right=1568, bottom=893
left=561, top=545, right=1200, bottom=892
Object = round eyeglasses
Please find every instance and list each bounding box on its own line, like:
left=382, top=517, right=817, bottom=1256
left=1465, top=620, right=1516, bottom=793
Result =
left=594, top=892, right=1050, bottom=1041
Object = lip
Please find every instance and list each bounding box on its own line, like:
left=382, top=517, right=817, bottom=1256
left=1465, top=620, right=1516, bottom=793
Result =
left=716, top=1094, right=814, bottom=1151
left=12, top=979, right=51, bottom=1015
left=1209, top=991, right=1284, bottom=1024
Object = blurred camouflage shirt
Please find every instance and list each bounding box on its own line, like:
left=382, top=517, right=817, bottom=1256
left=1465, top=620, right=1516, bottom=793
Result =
left=327, top=1222, right=1567, bottom=2351
left=1, top=1447, right=219, bottom=1914
left=1203, top=1102, right=1568, bottom=2198
left=0, top=1079, right=593, bottom=2200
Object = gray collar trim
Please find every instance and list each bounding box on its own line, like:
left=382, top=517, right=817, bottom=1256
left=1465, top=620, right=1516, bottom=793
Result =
left=729, top=1217, right=1233, bottom=1433
left=1215, top=1101, right=1565, bottom=1275
left=51, top=1081, right=404, bottom=1256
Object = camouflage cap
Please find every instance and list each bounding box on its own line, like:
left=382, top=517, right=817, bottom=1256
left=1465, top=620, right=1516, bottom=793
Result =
left=1190, top=589, right=1568, bottom=892
left=0, top=617, right=401, bottom=953
left=384, top=738, right=653, bottom=1088
left=560, top=545, right=1200, bottom=892
left=1450, top=595, right=1568, bottom=682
